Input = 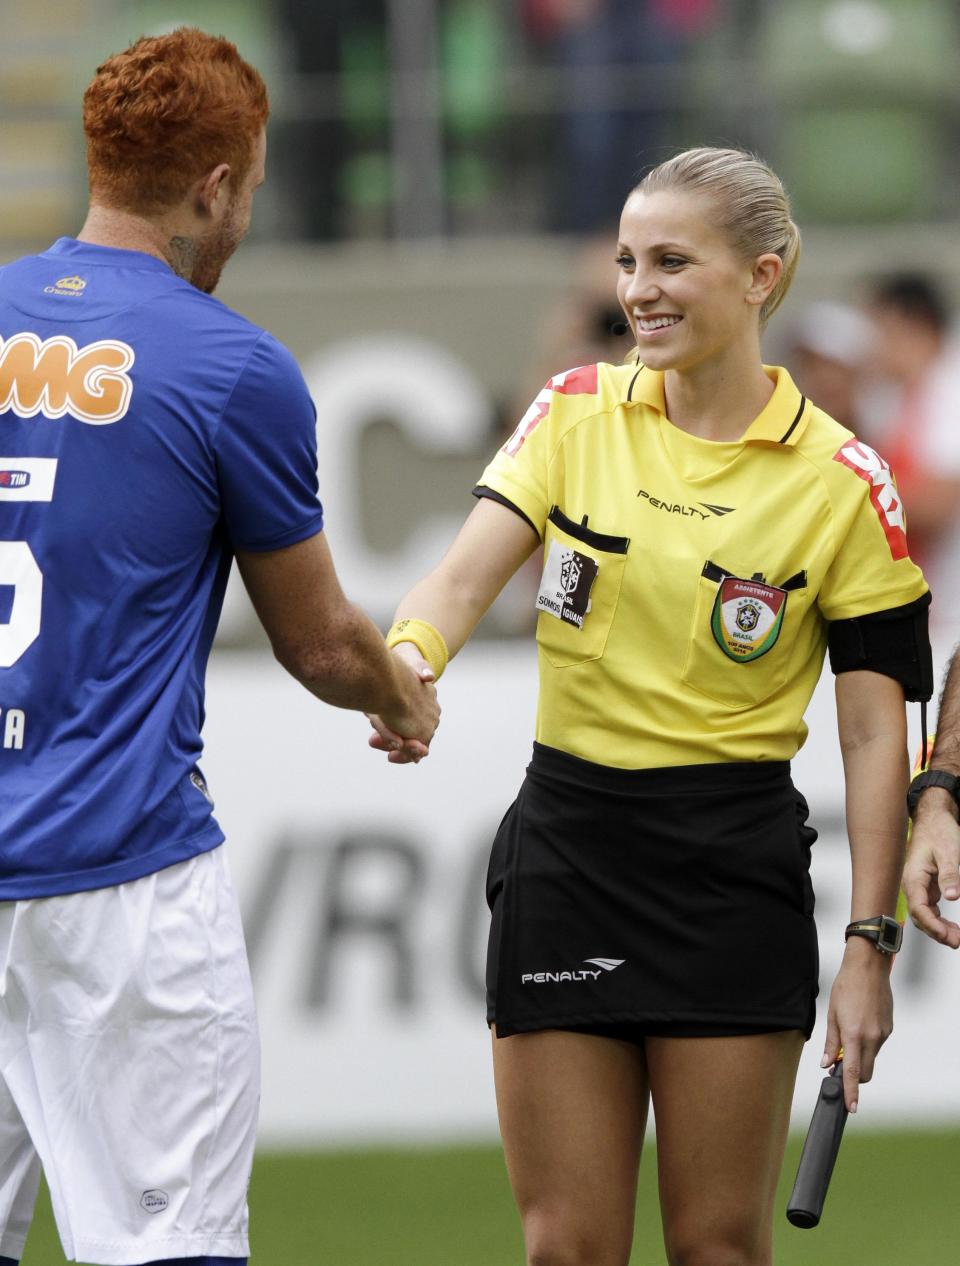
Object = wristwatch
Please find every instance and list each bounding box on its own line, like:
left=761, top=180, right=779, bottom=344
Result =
left=844, top=915, right=902, bottom=955
left=906, top=769, right=960, bottom=819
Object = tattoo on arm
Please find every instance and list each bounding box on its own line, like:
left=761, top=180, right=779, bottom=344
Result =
left=932, top=652, right=960, bottom=775
left=166, top=235, right=197, bottom=282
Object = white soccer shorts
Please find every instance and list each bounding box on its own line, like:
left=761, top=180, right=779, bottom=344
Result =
left=0, top=846, right=259, bottom=1264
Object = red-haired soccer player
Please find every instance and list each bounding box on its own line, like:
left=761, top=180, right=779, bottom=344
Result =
left=0, top=28, right=437, bottom=1266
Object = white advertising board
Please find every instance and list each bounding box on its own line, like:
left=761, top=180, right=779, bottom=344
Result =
left=203, top=646, right=960, bottom=1147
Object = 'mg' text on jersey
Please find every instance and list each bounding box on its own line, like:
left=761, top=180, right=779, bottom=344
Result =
left=0, top=333, right=135, bottom=424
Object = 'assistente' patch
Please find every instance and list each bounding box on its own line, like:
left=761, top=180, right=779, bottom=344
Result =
left=711, top=576, right=787, bottom=662
left=536, top=541, right=598, bottom=629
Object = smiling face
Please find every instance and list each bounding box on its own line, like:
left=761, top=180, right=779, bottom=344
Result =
left=616, top=188, right=776, bottom=374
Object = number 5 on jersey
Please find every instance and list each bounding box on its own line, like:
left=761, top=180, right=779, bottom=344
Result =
left=0, top=457, right=58, bottom=668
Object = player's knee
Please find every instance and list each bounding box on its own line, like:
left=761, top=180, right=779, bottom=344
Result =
left=528, top=1247, right=627, bottom=1266
left=525, top=1210, right=630, bottom=1266
left=666, top=1234, right=766, bottom=1266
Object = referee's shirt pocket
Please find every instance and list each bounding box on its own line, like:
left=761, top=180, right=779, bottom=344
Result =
left=535, top=506, right=629, bottom=668
left=681, top=560, right=809, bottom=710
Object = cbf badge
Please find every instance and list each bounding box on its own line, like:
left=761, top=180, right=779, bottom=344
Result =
left=711, top=576, right=787, bottom=662
left=536, top=540, right=599, bottom=629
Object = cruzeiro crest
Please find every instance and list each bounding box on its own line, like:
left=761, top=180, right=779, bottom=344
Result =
left=711, top=575, right=787, bottom=662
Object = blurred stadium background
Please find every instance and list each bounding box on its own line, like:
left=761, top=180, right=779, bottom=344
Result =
left=8, top=0, right=960, bottom=1261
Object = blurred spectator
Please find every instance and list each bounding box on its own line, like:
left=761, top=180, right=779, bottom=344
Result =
left=522, top=0, right=718, bottom=233
left=783, top=300, right=873, bottom=432
left=278, top=0, right=390, bottom=239
left=278, top=0, right=507, bottom=239
left=866, top=274, right=960, bottom=649
left=503, top=233, right=633, bottom=624
left=510, top=233, right=631, bottom=422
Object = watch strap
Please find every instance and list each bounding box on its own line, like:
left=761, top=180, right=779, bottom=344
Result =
left=907, top=769, right=960, bottom=818
left=844, top=915, right=903, bottom=955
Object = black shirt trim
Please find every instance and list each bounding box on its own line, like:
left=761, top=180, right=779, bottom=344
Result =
left=547, top=505, right=630, bottom=554
left=778, top=396, right=807, bottom=444
left=626, top=365, right=644, bottom=402
left=702, top=561, right=807, bottom=591
left=472, top=485, right=539, bottom=536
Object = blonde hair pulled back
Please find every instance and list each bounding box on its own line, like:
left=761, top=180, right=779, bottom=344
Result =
left=633, top=147, right=801, bottom=324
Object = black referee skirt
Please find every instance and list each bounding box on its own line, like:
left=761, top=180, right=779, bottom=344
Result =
left=486, top=743, right=819, bottom=1041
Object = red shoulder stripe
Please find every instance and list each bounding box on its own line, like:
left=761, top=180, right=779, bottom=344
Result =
left=833, top=439, right=909, bottom=561
left=501, top=364, right=599, bottom=457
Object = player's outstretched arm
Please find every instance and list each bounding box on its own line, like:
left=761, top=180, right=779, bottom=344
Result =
left=367, top=497, right=540, bottom=763
left=904, top=649, right=960, bottom=947
left=236, top=532, right=439, bottom=750
left=824, top=670, right=907, bottom=1112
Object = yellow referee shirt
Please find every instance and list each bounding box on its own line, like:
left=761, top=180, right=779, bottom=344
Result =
left=475, top=362, right=928, bottom=769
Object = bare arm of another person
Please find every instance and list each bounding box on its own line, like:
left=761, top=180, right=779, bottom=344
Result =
left=895, top=470, right=960, bottom=543
left=368, top=497, right=541, bottom=762
left=824, top=670, right=909, bottom=1111
left=903, top=649, right=960, bottom=947
left=236, top=531, right=439, bottom=749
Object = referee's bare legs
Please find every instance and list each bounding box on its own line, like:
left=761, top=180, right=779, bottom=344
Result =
left=492, top=1027, right=802, bottom=1266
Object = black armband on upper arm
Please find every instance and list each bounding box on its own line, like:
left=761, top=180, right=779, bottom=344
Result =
left=472, top=485, right=539, bottom=536
left=826, top=592, right=933, bottom=701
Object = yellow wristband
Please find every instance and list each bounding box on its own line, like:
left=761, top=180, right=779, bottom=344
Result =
left=385, top=618, right=448, bottom=680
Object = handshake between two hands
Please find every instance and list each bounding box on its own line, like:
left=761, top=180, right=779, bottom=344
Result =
left=366, top=642, right=441, bottom=765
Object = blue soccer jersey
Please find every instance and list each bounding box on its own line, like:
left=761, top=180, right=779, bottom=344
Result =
left=0, top=239, right=324, bottom=897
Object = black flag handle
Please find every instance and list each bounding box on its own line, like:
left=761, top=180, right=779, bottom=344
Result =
left=786, top=1061, right=849, bottom=1229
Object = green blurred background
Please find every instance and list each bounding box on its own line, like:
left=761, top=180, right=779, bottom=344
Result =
left=6, top=0, right=960, bottom=243
left=23, top=1130, right=960, bottom=1264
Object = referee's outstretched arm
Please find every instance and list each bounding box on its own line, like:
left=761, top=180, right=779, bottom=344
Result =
left=237, top=531, right=440, bottom=752
left=904, top=650, right=960, bottom=947
left=826, top=670, right=907, bottom=1111
left=368, top=498, right=540, bottom=763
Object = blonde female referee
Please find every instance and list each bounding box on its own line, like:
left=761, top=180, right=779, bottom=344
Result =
left=368, top=148, right=932, bottom=1266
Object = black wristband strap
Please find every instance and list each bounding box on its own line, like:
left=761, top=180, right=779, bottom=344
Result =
left=844, top=915, right=902, bottom=955
left=907, top=769, right=960, bottom=819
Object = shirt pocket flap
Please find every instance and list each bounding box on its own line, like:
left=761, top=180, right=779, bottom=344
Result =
left=536, top=506, right=629, bottom=667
